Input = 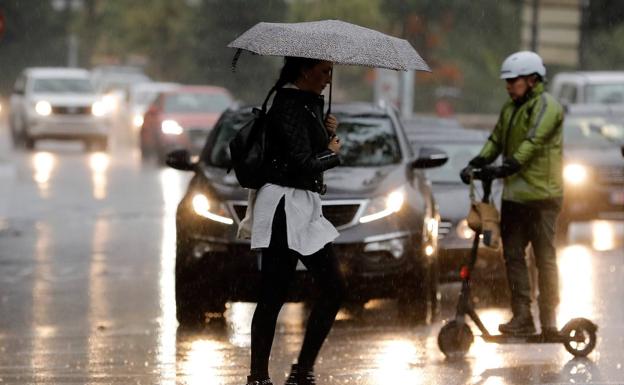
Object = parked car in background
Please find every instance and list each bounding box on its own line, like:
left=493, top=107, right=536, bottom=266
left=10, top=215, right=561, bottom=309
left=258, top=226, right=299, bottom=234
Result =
left=140, top=86, right=234, bottom=163
left=127, top=82, right=179, bottom=132
left=91, top=65, right=151, bottom=114
left=9, top=67, right=110, bottom=151
left=166, top=102, right=448, bottom=325
left=559, top=115, right=624, bottom=238
left=551, top=71, right=624, bottom=106
left=403, top=118, right=503, bottom=284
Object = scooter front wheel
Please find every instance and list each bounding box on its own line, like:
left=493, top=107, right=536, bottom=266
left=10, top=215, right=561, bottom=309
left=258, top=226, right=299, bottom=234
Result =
left=561, top=318, right=597, bottom=357
left=438, top=320, right=474, bottom=358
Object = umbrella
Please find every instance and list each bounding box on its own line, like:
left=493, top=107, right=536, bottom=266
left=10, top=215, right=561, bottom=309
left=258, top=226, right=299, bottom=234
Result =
left=228, top=19, right=431, bottom=113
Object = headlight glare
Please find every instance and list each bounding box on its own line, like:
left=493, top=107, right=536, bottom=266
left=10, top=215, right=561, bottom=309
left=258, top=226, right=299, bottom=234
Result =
left=35, top=101, right=52, bottom=116
left=191, top=193, right=233, bottom=225
left=162, top=119, right=184, bottom=135
left=133, top=114, right=144, bottom=128
left=359, top=188, right=405, bottom=224
left=564, top=164, right=588, bottom=185
left=91, top=101, right=107, bottom=117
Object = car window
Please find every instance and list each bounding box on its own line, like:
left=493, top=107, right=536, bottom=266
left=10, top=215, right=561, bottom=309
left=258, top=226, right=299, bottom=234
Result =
left=422, top=142, right=484, bottom=183
left=204, top=111, right=402, bottom=168
left=559, top=83, right=577, bottom=104
left=333, top=115, right=402, bottom=166
left=31, top=77, right=94, bottom=94
left=564, top=118, right=624, bottom=148
left=164, top=92, right=232, bottom=113
left=585, top=83, right=624, bottom=104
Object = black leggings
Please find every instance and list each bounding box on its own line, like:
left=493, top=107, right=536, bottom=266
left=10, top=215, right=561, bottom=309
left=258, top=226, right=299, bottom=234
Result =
left=250, top=198, right=346, bottom=379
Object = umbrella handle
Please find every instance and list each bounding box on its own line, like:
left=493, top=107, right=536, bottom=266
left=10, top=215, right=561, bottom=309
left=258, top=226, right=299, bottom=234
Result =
left=325, top=72, right=333, bottom=119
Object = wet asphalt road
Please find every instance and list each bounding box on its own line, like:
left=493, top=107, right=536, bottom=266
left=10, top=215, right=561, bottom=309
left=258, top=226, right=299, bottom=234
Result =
left=0, top=119, right=623, bottom=385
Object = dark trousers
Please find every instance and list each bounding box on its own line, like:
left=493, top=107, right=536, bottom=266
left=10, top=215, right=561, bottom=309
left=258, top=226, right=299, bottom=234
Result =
left=250, top=198, right=346, bottom=379
left=500, top=199, right=561, bottom=324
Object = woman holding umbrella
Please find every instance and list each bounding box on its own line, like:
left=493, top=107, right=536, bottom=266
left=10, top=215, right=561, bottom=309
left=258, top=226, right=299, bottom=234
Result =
left=245, top=56, right=345, bottom=385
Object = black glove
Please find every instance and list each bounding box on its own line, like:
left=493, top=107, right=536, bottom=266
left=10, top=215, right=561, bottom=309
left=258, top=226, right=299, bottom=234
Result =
left=474, top=165, right=500, bottom=181
left=475, top=158, right=522, bottom=181
left=460, top=166, right=473, bottom=185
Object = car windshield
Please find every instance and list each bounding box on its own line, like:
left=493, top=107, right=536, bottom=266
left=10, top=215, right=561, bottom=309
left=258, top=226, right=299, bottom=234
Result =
left=164, top=92, right=232, bottom=113
left=32, top=77, right=94, bottom=94
left=134, top=90, right=160, bottom=107
left=205, top=111, right=401, bottom=168
left=585, top=83, right=624, bottom=104
left=422, top=142, right=484, bottom=183
left=564, top=118, right=624, bottom=148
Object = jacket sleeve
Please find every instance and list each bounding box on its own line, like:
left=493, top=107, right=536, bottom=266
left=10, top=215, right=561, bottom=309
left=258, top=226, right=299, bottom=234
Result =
left=276, top=108, right=340, bottom=174
left=512, top=94, right=562, bottom=166
left=470, top=109, right=505, bottom=167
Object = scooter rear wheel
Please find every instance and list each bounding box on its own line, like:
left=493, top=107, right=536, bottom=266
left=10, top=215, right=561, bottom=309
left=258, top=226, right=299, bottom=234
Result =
left=561, top=318, right=597, bottom=357
left=438, top=320, right=474, bottom=358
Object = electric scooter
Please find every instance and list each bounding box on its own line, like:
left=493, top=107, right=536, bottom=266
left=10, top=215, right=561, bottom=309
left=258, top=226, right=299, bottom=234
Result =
left=437, top=175, right=598, bottom=358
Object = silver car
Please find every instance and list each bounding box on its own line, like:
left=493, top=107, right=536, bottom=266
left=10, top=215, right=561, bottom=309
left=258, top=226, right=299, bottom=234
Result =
left=9, top=67, right=110, bottom=151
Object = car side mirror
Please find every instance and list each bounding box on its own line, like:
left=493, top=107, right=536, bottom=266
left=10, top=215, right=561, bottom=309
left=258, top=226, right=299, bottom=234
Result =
left=412, top=147, right=448, bottom=169
left=166, top=149, right=196, bottom=171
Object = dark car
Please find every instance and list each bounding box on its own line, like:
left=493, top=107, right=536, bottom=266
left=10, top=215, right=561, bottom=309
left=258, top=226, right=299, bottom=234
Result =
left=140, top=86, right=234, bottom=163
left=559, top=116, right=624, bottom=237
left=167, top=102, right=448, bottom=325
left=403, top=118, right=504, bottom=283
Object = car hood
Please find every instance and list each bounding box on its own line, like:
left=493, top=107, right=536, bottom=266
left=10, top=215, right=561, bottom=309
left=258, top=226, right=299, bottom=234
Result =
left=163, top=113, right=220, bottom=130
left=199, top=164, right=407, bottom=201
left=29, top=93, right=99, bottom=106
left=565, top=146, right=623, bottom=167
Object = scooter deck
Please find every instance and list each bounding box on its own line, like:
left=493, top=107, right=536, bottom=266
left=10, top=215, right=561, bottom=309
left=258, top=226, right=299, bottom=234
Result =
left=481, top=333, right=567, bottom=344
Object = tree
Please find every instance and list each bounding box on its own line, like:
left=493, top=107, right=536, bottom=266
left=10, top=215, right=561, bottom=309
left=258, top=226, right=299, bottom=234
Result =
left=0, top=0, right=66, bottom=94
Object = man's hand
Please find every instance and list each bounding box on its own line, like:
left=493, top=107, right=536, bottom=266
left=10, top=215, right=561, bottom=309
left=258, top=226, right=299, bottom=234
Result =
left=460, top=166, right=473, bottom=185
left=474, top=165, right=500, bottom=181
left=325, top=114, right=338, bottom=136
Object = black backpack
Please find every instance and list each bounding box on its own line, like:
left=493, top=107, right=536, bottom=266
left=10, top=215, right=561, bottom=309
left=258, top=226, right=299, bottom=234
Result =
left=228, top=89, right=275, bottom=189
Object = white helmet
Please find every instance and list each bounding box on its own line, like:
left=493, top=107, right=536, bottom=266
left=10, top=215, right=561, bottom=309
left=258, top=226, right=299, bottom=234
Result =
left=500, top=51, right=546, bottom=80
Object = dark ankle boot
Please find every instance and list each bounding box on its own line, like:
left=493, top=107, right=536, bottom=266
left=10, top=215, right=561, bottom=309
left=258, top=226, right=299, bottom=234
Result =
left=284, top=364, right=316, bottom=385
left=246, top=375, right=273, bottom=385
left=499, top=307, right=536, bottom=335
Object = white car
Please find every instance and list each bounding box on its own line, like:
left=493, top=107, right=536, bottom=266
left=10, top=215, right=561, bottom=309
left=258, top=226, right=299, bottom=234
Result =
left=9, top=67, right=110, bottom=150
left=551, top=71, right=624, bottom=106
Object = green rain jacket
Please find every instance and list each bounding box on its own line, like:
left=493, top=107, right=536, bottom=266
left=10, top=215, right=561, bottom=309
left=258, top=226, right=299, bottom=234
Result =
left=475, top=82, right=564, bottom=203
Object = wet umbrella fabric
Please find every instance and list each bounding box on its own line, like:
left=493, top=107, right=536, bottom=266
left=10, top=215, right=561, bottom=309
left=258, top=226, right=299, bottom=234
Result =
left=228, top=20, right=431, bottom=72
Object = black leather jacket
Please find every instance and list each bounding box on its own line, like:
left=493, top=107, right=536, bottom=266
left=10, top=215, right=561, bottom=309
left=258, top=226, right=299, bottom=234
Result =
left=264, top=88, right=340, bottom=194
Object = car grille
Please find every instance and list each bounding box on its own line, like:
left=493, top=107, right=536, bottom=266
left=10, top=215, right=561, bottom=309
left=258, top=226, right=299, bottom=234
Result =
left=322, top=204, right=360, bottom=227
left=52, top=106, right=91, bottom=115
left=230, top=202, right=361, bottom=228
left=438, top=220, right=452, bottom=239
left=597, top=166, right=624, bottom=185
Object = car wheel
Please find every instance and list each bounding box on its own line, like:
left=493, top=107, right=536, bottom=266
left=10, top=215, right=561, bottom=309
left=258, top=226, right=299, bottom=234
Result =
left=175, top=237, right=227, bottom=326
left=24, top=135, right=36, bottom=150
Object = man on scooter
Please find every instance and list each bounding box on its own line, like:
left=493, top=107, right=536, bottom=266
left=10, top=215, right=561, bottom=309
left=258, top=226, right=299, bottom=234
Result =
left=460, top=51, right=564, bottom=337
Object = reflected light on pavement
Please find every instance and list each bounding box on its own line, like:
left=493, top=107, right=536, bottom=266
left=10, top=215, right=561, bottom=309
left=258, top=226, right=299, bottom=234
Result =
left=89, top=152, right=110, bottom=200
left=591, top=220, right=615, bottom=251
left=558, top=245, right=594, bottom=325
left=158, top=168, right=184, bottom=384
left=32, top=152, right=56, bottom=196
left=373, top=339, right=419, bottom=385
left=32, top=222, right=56, bottom=370
left=470, top=309, right=505, bottom=376
left=180, top=340, right=226, bottom=385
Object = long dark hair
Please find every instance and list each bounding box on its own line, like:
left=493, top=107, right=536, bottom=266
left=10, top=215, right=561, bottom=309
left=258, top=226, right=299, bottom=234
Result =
left=272, top=56, right=322, bottom=91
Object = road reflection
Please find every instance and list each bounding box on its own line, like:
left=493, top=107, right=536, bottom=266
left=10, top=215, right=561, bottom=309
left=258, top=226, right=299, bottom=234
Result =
left=558, top=245, right=594, bottom=323
left=32, top=152, right=56, bottom=197
left=180, top=339, right=227, bottom=385
left=88, top=152, right=110, bottom=200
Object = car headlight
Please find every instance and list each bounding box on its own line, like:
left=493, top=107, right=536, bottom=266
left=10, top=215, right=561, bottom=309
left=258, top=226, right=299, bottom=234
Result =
left=102, top=93, right=119, bottom=112
left=162, top=119, right=184, bottom=135
left=564, top=164, right=588, bottom=185
left=456, top=219, right=475, bottom=239
left=133, top=114, right=144, bottom=128
left=191, top=193, right=234, bottom=225
left=91, top=101, right=107, bottom=117
left=35, top=101, right=52, bottom=116
left=359, top=188, right=405, bottom=224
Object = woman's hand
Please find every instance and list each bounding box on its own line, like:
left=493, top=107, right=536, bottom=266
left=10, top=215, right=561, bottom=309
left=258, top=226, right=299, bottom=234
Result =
left=328, top=135, right=341, bottom=153
left=325, top=114, right=338, bottom=136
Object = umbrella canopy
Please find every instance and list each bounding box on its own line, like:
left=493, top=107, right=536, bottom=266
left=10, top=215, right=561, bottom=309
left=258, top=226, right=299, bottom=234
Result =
left=228, top=20, right=430, bottom=72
